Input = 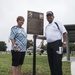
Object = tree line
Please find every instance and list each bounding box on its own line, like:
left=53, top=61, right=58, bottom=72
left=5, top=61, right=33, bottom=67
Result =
left=0, top=41, right=75, bottom=53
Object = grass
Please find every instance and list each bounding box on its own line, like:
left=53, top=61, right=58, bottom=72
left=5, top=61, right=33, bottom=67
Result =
left=0, top=52, right=71, bottom=75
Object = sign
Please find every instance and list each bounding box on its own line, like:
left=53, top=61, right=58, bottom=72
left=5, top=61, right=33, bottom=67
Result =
left=27, top=11, right=44, bottom=35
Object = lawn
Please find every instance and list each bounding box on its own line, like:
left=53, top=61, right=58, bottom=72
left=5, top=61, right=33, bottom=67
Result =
left=0, top=52, right=71, bottom=75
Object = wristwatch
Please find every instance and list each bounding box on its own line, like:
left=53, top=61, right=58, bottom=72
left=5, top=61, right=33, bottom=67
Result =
left=63, top=42, right=66, bottom=44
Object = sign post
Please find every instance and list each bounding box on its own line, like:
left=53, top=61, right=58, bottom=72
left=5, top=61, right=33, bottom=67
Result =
left=33, top=35, right=36, bottom=75
left=27, top=10, right=44, bottom=75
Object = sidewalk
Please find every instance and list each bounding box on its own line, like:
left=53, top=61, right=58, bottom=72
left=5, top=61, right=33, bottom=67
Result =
left=62, top=57, right=75, bottom=75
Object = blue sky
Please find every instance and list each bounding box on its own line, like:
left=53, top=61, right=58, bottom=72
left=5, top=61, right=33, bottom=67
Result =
left=0, top=0, right=75, bottom=50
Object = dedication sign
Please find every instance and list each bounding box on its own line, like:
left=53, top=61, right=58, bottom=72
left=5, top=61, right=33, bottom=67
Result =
left=27, top=11, right=44, bottom=35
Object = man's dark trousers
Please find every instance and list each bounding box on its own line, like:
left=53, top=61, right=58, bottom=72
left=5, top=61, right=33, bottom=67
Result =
left=47, top=40, right=63, bottom=75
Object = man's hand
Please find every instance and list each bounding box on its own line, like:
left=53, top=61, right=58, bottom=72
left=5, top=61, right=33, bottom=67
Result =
left=62, top=42, right=66, bottom=48
left=33, top=34, right=38, bottom=38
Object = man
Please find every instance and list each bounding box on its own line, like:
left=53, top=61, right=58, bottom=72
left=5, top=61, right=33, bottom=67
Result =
left=10, top=16, right=27, bottom=75
left=37, top=11, right=67, bottom=75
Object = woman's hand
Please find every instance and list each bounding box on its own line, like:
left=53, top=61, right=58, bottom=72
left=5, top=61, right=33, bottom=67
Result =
left=14, top=45, right=18, bottom=51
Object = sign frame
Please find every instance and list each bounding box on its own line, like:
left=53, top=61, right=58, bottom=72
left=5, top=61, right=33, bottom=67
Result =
left=27, top=10, right=44, bottom=35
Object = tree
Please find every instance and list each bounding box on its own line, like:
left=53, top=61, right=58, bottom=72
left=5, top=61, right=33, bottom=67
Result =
left=69, top=43, right=75, bottom=52
left=0, top=41, right=7, bottom=51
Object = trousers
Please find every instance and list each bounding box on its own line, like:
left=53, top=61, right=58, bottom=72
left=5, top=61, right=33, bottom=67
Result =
left=47, top=40, right=63, bottom=75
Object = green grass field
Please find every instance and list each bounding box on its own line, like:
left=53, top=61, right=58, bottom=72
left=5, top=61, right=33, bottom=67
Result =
left=0, top=52, right=71, bottom=75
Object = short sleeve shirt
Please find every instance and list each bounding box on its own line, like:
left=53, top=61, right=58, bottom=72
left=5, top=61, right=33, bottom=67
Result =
left=45, top=21, right=67, bottom=43
left=10, top=26, right=27, bottom=52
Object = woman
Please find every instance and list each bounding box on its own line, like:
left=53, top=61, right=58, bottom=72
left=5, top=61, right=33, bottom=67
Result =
left=10, top=16, right=27, bottom=75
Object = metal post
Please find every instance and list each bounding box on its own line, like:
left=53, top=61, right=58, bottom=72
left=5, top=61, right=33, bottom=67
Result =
left=66, top=33, right=70, bottom=60
left=33, top=35, right=36, bottom=75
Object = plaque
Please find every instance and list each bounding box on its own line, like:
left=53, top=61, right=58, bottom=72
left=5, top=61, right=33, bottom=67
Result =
left=27, top=11, right=44, bottom=35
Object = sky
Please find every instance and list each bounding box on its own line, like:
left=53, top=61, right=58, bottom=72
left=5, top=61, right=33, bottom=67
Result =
left=0, top=0, right=75, bottom=50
